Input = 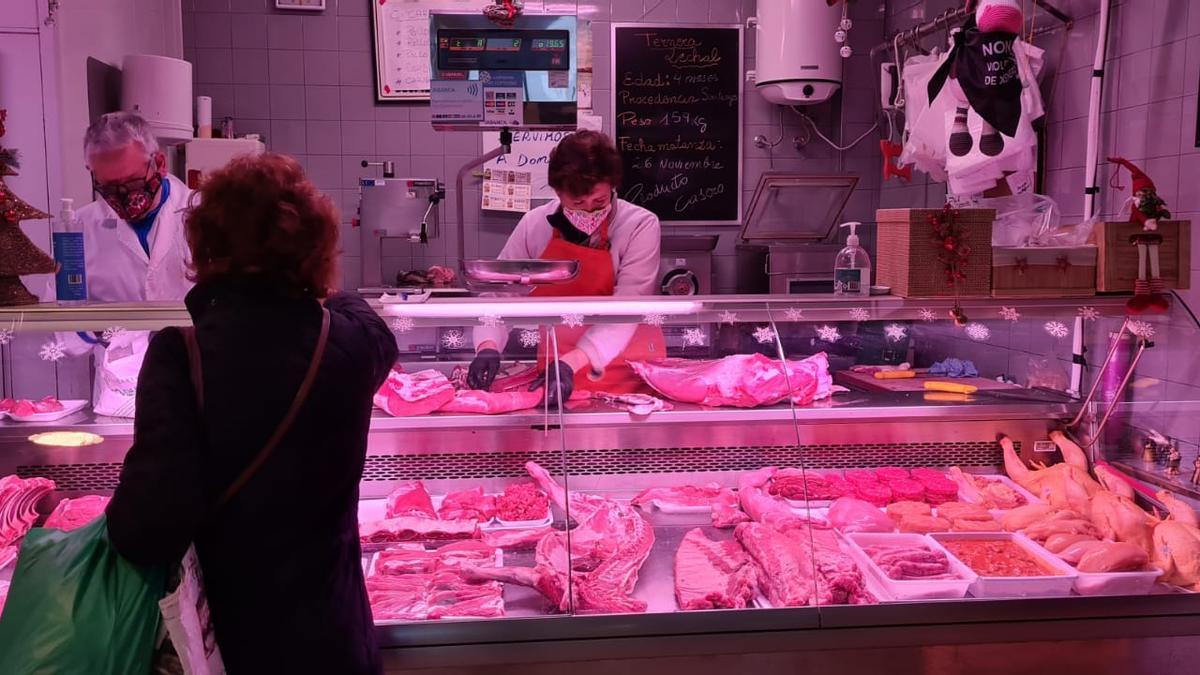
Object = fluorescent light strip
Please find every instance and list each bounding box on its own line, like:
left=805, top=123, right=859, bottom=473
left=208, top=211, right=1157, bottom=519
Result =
left=381, top=300, right=703, bottom=318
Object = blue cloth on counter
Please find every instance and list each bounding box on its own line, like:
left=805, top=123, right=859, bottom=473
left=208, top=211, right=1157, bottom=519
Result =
left=929, top=358, right=978, bottom=378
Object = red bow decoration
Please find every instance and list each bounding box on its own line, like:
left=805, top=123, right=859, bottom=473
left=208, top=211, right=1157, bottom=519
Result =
left=1055, top=255, right=1071, bottom=273
left=1014, top=257, right=1029, bottom=275
left=881, top=140, right=912, bottom=182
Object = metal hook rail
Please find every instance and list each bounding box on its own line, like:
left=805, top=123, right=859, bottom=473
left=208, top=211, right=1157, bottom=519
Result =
left=1066, top=318, right=1153, bottom=449
left=870, top=0, right=1073, bottom=58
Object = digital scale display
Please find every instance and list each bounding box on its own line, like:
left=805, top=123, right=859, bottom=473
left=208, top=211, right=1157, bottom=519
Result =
left=437, top=29, right=569, bottom=71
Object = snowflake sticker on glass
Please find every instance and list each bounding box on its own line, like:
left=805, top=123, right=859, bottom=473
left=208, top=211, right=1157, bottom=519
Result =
left=816, top=325, right=842, bottom=343
left=682, top=327, right=707, bottom=347
left=480, top=314, right=504, bottom=328
left=642, top=313, right=666, bottom=327
left=849, top=307, right=870, bottom=322
left=39, top=341, right=66, bottom=362
left=1077, top=306, right=1099, bottom=322
left=1044, top=321, right=1069, bottom=339
left=519, top=329, right=541, bottom=348
left=919, top=308, right=936, bottom=322
left=561, top=313, right=585, bottom=328
left=999, top=306, right=1020, bottom=322
left=390, top=316, right=415, bottom=334
left=441, top=330, right=467, bottom=349
left=753, top=326, right=777, bottom=345
left=1128, top=320, right=1156, bottom=339
left=783, top=307, right=804, bottom=322
left=965, top=323, right=990, bottom=341
left=718, top=310, right=738, bottom=325
left=884, top=323, right=907, bottom=342
left=0, top=328, right=11, bottom=346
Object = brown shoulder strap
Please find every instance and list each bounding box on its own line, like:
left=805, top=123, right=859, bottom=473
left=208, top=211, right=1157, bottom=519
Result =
left=217, top=307, right=331, bottom=507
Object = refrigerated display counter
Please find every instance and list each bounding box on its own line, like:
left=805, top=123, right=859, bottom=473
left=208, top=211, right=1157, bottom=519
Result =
left=1, top=294, right=1199, bottom=674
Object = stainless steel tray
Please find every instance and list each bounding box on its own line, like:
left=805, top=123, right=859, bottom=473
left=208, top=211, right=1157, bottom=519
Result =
left=463, top=259, right=580, bottom=286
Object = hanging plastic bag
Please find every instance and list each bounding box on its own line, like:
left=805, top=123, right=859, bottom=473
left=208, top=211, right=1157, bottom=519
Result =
left=93, top=330, right=150, bottom=418
left=158, top=547, right=225, bottom=675
left=0, top=516, right=166, bottom=675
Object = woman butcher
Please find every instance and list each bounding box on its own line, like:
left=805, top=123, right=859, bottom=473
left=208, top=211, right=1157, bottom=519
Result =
left=468, top=130, right=663, bottom=404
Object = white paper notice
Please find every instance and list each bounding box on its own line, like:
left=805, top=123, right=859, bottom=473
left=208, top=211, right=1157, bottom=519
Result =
left=481, top=130, right=573, bottom=200
left=482, top=169, right=533, bottom=212
left=374, top=0, right=477, bottom=100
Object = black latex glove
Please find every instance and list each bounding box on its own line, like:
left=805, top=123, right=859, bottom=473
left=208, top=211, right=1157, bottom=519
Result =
left=468, top=348, right=501, bottom=391
left=531, top=360, right=575, bottom=407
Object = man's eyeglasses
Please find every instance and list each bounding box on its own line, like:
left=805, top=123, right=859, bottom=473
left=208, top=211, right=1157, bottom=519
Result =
left=92, top=160, right=155, bottom=199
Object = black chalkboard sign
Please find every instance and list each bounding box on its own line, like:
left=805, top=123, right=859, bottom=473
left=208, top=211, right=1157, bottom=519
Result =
left=612, top=25, right=743, bottom=224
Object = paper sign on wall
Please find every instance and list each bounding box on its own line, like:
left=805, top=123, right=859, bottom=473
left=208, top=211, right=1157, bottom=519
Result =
left=481, top=129, right=573, bottom=200
left=481, top=169, right=533, bottom=212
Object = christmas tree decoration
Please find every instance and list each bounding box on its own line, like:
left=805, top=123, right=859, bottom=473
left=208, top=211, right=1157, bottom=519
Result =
left=390, top=316, right=415, bottom=334
left=681, top=327, right=706, bottom=347
left=753, top=326, right=777, bottom=345
left=999, top=306, right=1021, bottom=322
left=849, top=307, right=870, bottom=322
left=884, top=323, right=908, bottom=342
left=1044, top=321, right=1069, bottom=339
left=965, top=323, right=991, bottom=341
left=0, top=109, right=57, bottom=306
left=816, top=325, right=842, bottom=343
left=1109, top=157, right=1171, bottom=314
left=519, top=329, right=541, bottom=348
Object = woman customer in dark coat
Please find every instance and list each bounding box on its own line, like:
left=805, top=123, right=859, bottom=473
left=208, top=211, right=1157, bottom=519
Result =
left=107, top=153, right=398, bottom=674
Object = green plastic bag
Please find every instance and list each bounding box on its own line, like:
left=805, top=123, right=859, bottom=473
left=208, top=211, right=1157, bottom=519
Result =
left=0, top=515, right=166, bottom=675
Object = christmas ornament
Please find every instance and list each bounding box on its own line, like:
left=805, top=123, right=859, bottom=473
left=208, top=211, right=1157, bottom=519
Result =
left=1077, top=306, right=1099, bottom=322
left=884, top=323, right=908, bottom=342
left=390, top=316, right=415, bottom=334
left=928, top=206, right=972, bottom=326
left=718, top=310, right=738, bottom=325
left=39, top=340, right=66, bottom=362
left=753, top=326, right=777, bottom=345
left=999, top=306, right=1020, bottom=322
left=0, top=109, right=57, bottom=306
left=1044, top=321, right=1069, bottom=339
left=682, top=327, right=707, bottom=347
left=1127, top=320, right=1156, bottom=340
left=816, top=325, right=842, bottom=343
left=849, top=307, right=870, bottom=322
left=519, top=329, right=541, bottom=348
left=919, top=308, right=937, bottom=322
left=783, top=307, right=804, bottom=322
left=642, top=313, right=666, bottom=327
left=1109, top=156, right=1171, bottom=314
left=480, top=314, right=504, bottom=328
left=441, top=330, right=467, bottom=349
left=561, top=313, right=585, bottom=328
left=965, top=323, right=991, bottom=342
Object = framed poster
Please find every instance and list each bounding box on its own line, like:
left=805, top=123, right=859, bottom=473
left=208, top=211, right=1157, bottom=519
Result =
left=371, top=0, right=476, bottom=102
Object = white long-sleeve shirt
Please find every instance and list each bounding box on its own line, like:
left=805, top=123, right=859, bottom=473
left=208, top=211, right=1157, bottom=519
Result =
left=474, top=198, right=661, bottom=370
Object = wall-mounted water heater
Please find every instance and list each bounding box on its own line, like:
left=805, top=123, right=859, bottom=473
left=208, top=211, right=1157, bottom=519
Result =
left=748, top=0, right=843, bottom=106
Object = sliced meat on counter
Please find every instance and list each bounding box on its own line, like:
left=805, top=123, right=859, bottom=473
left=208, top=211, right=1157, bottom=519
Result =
left=367, top=572, right=503, bottom=622
left=628, top=352, right=837, bottom=408
left=950, top=518, right=1003, bottom=532
left=1076, top=541, right=1150, bottom=573
left=1056, top=539, right=1110, bottom=566
left=481, top=526, right=554, bottom=551
left=934, top=502, right=993, bottom=522
left=862, top=544, right=957, bottom=580
left=374, top=368, right=457, bottom=417
left=809, top=527, right=875, bottom=606
left=360, top=517, right=480, bottom=544
left=769, top=470, right=851, bottom=501
left=1043, top=533, right=1098, bottom=554
left=674, top=528, right=759, bottom=610
left=43, top=495, right=110, bottom=531
left=0, top=475, right=56, bottom=548
left=494, top=482, right=551, bottom=522
left=897, top=514, right=951, bottom=534
left=712, top=490, right=751, bottom=529
left=632, top=483, right=725, bottom=509
left=886, top=501, right=932, bottom=521
left=385, top=481, right=438, bottom=519
left=438, top=389, right=545, bottom=415
left=1022, top=518, right=1100, bottom=543
left=437, top=487, right=496, bottom=522
left=735, top=522, right=816, bottom=607
left=827, top=497, right=894, bottom=533
left=374, top=541, right=497, bottom=576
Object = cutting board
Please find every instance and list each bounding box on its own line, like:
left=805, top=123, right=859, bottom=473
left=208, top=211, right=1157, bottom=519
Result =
left=834, top=369, right=1022, bottom=393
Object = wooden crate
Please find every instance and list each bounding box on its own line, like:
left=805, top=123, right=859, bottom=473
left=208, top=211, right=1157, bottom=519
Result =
left=875, top=208, right=994, bottom=298
left=993, top=246, right=1097, bottom=298
left=1092, top=220, right=1191, bottom=292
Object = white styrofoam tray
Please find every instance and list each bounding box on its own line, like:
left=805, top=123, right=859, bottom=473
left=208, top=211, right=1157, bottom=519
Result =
left=931, top=532, right=1077, bottom=598
left=1072, top=565, right=1164, bottom=596
left=843, top=532, right=977, bottom=600
left=3, top=400, right=88, bottom=423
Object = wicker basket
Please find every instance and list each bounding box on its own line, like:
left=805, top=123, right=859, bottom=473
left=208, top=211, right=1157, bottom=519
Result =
left=875, top=208, right=995, bottom=298
left=993, top=246, right=1097, bottom=298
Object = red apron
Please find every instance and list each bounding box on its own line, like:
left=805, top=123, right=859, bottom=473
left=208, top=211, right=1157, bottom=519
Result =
left=531, top=217, right=663, bottom=394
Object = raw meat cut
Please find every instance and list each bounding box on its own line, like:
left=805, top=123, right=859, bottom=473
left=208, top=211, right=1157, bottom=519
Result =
left=1053, top=539, right=1109, bottom=566
left=0, top=399, right=12, bottom=413
left=1001, top=504, right=1059, bottom=531
left=1151, top=521, right=1200, bottom=587
left=862, top=544, right=957, bottom=580
left=769, top=470, right=850, bottom=501
left=43, top=495, right=110, bottom=531
left=827, top=497, right=894, bottom=533
left=674, top=528, right=758, bottom=610
left=0, top=475, right=56, bottom=548
left=632, top=483, right=725, bottom=509
left=437, top=487, right=496, bottom=521
left=854, top=482, right=893, bottom=507
left=374, top=541, right=497, bottom=576
left=712, top=489, right=750, bottom=529
left=438, top=389, right=544, bottom=415
left=463, top=462, right=654, bottom=614
left=735, top=522, right=815, bottom=607
left=911, top=468, right=947, bottom=483
left=935, top=502, right=993, bottom=522
left=947, top=467, right=1028, bottom=509
left=844, top=469, right=878, bottom=486
left=950, top=518, right=1002, bottom=532
left=738, top=467, right=806, bottom=531
left=886, top=501, right=932, bottom=521
left=367, top=571, right=503, bottom=621
left=874, top=467, right=910, bottom=483
left=1022, top=518, right=1100, bottom=542
left=360, top=517, right=480, bottom=544
left=889, top=479, right=926, bottom=503
left=385, top=481, right=437, bottom=519
left=495, top=482, right=550, bottom=522
left=481, top=526, right=554, bottom=551
left=897, top=514, right=951, bottom=533
left=7, top=396, right=65, bottom=417
left=1076, top=541, right=1149, bottom=573
left=1044, top=533, right=1098, bottom=554
left=374, top=368, right=456, bottom=417
left=920, top=477, right=960, bottom=505
left=628, top=352, right=837, bottom=408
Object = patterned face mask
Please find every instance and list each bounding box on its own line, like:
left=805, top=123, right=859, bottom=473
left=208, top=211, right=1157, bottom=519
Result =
left=562, top=200, right=613, bottom=236
left=93, top=160, right=162, bottom=222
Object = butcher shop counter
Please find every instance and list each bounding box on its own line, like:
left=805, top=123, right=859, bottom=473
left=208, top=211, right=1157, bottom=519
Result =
left=3, top=294, right=1200, bottom=675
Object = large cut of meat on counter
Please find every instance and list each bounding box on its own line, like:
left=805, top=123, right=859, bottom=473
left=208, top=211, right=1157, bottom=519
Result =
left=360, top=516, right=479, bottom=544
left=43, top=495, right=110, bottom=532
left=385, top=481, right=437, bottom=519
left=438, top=389, right=545, bottom=415
left=628, top=352, right=836, bottom=408
left=769, top=469, right=852, bottom=501
left=712, top=489, right=751, bottom=528
left=738, top=467, right=807, bottom=531
left=463, top=461, right=654, bottom=614
left=367, top=571, right=503, bottom=621
left=1089, top=490, right=1155, bottom=555
left=734, top=522, right=815, bottom=606
left=631, top=483, right=725, bottom=509
left=807, top=526, right=875, bottom=605
left=1002, top=433, right=1100, bottom=516
left=674, top=528, right=758, bottom=610
left=374, top=367, right=456, bottom=417
left=0, top=475, right=56, bottom=548
left=374, top=540, right=498, bottom=576
left=438, top=487, right=496, bottom=521
left=481, top=526, right=554, bottom=551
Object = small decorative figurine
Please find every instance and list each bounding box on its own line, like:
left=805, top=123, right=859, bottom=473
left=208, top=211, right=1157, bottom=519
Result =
left=1190, top=456, right=1200, bottom=486
left=1166, top=444, right=1182, bottom=476
left=1109, top=156, right=1171, bottom=314
left=1142, top=438, right=1158, bottom=464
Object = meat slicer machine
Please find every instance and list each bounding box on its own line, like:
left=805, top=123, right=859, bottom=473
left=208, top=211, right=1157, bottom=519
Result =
left=355, top=169, right=446, bottom=294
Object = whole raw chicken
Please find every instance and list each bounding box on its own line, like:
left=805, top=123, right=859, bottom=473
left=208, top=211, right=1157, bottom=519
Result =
left=1093, top=464, right=1135, bottom=500
left=1001, top=432, right=1100, bottom=517
left=1090, top=490, right=1155, bottom=555
left=1156, top=490, right=1200, bottom=528
left=1152, top=521, right=1200, bottom=588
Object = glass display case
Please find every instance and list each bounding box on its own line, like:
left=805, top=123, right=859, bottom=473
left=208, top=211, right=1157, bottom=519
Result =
left=1, top=293, right=1199, bottom=670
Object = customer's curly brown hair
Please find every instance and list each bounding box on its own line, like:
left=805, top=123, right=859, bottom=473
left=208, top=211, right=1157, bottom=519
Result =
left=185, top=153, right=339, bottom=297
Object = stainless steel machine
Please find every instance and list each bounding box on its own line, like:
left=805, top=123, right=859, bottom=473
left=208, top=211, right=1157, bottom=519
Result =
left=658, top=235, right=718, bottom=295
left=356, top=176, right=444, bottom=292
left=736, top=172, right=859, bottom=294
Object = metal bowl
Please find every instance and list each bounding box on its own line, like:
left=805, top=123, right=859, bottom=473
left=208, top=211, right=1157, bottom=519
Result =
left=462, top=259, right=580, bottom=286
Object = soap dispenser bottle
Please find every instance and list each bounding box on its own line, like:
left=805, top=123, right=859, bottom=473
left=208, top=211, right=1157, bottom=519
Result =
left=833, top=221, right=871, bottom=296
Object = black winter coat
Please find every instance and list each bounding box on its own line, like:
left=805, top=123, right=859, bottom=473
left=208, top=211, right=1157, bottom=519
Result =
left=107, top=280, right=398, bottom=675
